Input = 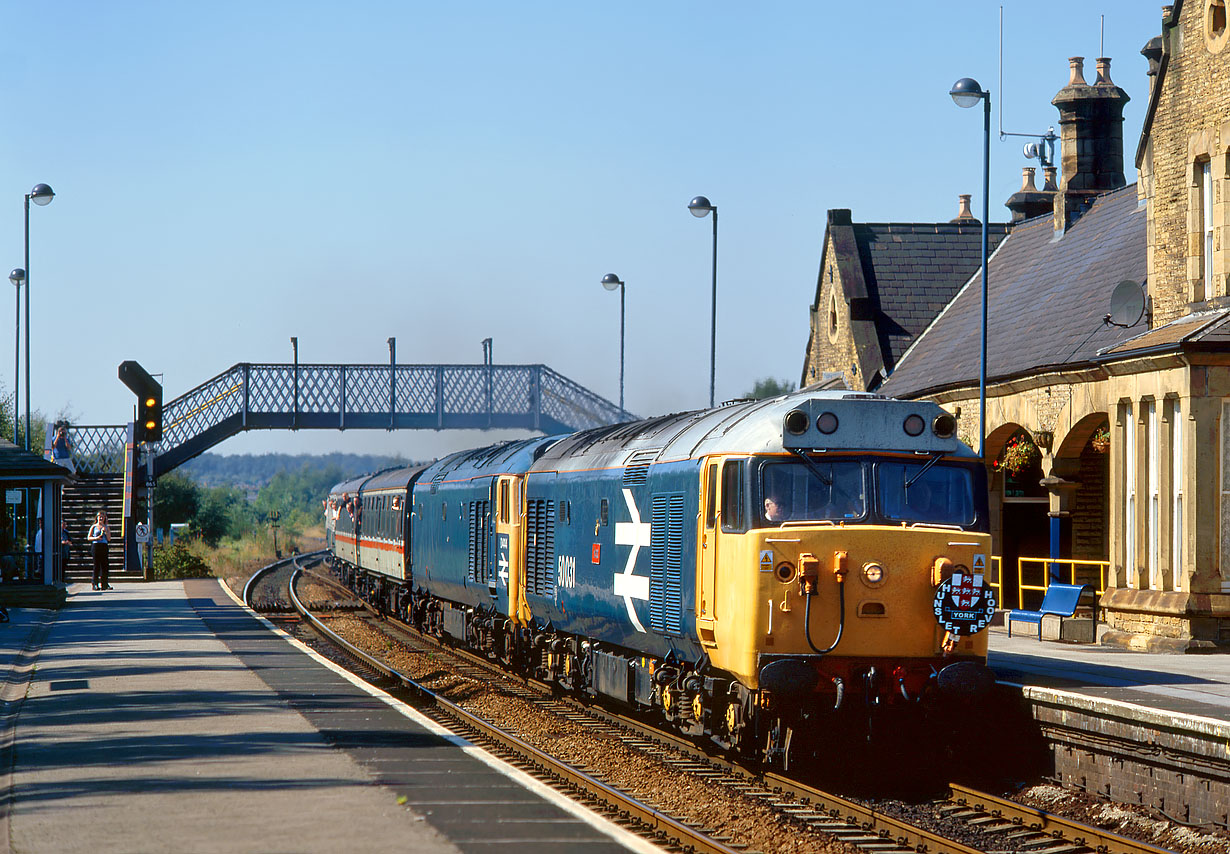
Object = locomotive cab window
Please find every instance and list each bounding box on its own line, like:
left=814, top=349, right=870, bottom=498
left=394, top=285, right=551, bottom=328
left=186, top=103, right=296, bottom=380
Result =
left=720, top=460, right=746, bottom=532
left=499, top=480, right=510, bottom=523
left=877, top=460, right=976, bottom=527
left=758, top=459, right=867, bottom=526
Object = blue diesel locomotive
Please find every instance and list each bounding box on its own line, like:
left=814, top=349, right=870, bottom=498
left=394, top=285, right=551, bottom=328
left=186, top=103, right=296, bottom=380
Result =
left=325, top=391, right=996, bottom=766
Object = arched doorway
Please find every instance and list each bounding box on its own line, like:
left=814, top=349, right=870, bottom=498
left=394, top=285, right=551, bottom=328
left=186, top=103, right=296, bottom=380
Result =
left=989, top=427, right=1048, bottom=609
left=1054, top=414, right=1111, bottom=587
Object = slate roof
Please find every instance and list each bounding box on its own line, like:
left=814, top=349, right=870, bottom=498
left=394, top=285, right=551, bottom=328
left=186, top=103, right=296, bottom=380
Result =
left=0, top=440, right=71, bottom=479
left=852, top=222, right=1011, bottom=372
left=879, top=184, right=1146, bottom=398
left=1099, top=307, right=1230, bottom=356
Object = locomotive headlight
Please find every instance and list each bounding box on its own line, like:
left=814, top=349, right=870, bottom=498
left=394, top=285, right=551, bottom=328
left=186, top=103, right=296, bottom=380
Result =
left=860, top=562, right=886, bottom=587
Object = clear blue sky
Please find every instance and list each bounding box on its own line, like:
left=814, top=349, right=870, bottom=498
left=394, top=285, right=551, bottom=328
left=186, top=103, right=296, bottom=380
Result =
left=1, top=1, right=1164, bottom=459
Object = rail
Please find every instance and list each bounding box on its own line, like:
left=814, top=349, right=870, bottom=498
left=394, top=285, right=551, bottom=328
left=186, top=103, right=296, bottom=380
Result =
left=285, top=567, right=745, bottom=854
left=948, top=783, right=1177, bottom=854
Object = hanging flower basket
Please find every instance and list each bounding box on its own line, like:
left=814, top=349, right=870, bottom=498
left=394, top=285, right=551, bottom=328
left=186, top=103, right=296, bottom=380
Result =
left=1090, top=426, right=1110, bottom=454
left=993, top=435, right=1040, bottom=477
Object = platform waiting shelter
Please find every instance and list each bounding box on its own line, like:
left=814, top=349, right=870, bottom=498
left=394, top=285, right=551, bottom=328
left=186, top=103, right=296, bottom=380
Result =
left=0, top=440, right=70, bottom=601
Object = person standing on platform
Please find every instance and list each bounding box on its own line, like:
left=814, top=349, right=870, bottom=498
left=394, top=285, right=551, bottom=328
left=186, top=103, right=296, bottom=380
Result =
left=50, top=423, right=75, bottom=474
left=87, top=511, right=111, bottom=591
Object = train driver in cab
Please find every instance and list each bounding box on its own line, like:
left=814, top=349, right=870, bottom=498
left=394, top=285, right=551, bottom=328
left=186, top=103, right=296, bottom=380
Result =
left=763, top=491, right=792, bottom=523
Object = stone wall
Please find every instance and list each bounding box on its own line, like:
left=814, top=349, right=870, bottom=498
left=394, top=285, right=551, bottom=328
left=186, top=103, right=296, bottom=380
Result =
left=1071, top=442, right=1108, bottom=561
left=1143, top=5, right=1230, bottom=324
left=802, top=234, right=864, bottom=391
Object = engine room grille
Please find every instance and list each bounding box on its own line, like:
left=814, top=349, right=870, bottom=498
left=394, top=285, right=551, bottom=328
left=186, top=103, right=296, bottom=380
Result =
left=468, top=499, right=489, bottom=583
left=622, top=449, right=660, bottom=486
left=650, top=492, right=684, bottom=635
left=526, top=498, right=556, bottom=597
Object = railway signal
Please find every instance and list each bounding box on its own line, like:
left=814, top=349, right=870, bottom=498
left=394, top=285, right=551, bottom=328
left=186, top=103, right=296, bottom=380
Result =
left=118, top=360, right=163, bottom=443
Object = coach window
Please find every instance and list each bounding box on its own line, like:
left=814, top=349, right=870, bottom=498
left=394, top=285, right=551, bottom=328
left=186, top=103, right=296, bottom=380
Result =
left=600, top=497, right=609, bottom=526
left=721, top=460, right=746, bottom=532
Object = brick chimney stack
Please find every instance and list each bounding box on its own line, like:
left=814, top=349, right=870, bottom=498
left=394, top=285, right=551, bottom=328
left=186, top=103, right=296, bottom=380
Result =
left=1051, top=56, right=1130, bottom=230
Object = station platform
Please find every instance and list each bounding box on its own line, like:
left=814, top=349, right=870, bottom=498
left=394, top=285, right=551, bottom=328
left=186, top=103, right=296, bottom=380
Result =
left=986, top=622, right=1230, bottom=725
left=0, top=581, right=659, bottom=854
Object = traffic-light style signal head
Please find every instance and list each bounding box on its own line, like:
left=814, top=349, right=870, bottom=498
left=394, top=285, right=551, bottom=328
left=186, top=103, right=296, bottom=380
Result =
left=118, top=360, right=163, bottom=443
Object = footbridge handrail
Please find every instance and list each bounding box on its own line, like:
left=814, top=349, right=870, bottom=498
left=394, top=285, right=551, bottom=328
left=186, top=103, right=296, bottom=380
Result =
left=64, top=362, right=631, bottom=477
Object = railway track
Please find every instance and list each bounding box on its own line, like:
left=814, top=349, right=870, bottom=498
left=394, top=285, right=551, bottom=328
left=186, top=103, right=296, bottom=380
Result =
left=248, top=559, right=1180, bottom=854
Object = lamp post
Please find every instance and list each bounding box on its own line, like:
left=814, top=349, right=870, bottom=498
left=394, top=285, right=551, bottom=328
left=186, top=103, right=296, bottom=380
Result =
left=688, top=195, right=718, bottom=408
left=22, top=183, right=54, bottom=451
left=601, top=273, right=625, bottom=417
left=949, top=79, right=990, bottom=460
left=7, top=268, right=24, bottom=445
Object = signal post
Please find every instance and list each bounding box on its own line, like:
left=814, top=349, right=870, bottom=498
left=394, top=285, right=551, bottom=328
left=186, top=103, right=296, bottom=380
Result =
left=118, top=361, right=163, bottom=580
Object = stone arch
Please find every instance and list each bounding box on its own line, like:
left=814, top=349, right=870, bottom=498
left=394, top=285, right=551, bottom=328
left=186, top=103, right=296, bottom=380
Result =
left=1055, top=412, right=1110, bottom=465
left=984, top=421, right=1026, bottom=464
left=1052, top=413, right=1111, bottom=567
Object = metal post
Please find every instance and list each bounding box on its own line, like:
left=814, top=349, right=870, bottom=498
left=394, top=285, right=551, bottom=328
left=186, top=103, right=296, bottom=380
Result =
left=12, top=276, right=18, bottom=444
left=339, top=366, right=346, bottom=429
left=291, top=337, right=299, bottom=430
left=482, top=337, right=493, bottom=427
left=388, top=337, right=396, bottom=430
left=709, top=209, right=718, bottom=409
left=619, top=282, right=625, bottom=417
left=979, top=93, right=991, bottom=460
left=22, top=194, right=29, bottom=450
left=145, top=450, right=154, bottom=581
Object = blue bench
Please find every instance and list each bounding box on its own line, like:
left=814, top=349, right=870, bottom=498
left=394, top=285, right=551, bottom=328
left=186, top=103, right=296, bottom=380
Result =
left=1007, top=583, right=1093, bottom=640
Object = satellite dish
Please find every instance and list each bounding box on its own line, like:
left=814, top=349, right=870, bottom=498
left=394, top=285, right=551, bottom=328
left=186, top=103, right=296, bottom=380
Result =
left=1107, top=279, right=1145, bottom=328
left=1023, top=141, right=1040, bottom=160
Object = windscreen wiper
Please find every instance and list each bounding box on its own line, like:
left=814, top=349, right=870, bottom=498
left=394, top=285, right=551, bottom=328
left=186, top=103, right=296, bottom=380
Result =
left=789, top=448, right=832, bottom=486
left=905, top=452, right=944, bottom=488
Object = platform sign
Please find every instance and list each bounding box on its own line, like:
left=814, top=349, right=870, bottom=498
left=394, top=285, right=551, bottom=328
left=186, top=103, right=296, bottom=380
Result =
left=933, top=572, right=997, bottom=636
left=134, top=523, right=149, bottom=544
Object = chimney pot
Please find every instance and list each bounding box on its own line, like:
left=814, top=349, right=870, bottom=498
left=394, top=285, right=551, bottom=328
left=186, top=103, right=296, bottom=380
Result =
left=1042, top=166, right=1058, bottom=192
left=1020, top=167, right=1037, bottom=192
left=1068, top=56, right=1087, bottom=86
left=1095, top=57, right=1113, bottom=85
left=952, top=194, right=976, bottom=222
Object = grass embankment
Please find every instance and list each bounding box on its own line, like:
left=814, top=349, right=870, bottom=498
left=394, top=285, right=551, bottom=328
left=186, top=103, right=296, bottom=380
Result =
left=152, top=525, right=326, bottom=594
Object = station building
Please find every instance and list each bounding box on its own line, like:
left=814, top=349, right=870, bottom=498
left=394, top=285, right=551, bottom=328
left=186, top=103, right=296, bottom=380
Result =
left=801, top=4, right=1230, bottom=651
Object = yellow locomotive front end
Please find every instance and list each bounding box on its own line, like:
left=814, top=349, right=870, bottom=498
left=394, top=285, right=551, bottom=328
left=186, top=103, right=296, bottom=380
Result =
left=693, top=397, right=995, bottom=764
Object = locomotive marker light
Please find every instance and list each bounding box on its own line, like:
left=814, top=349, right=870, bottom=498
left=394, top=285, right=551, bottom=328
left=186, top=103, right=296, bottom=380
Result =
left=860, top=561, right=885, bottom=587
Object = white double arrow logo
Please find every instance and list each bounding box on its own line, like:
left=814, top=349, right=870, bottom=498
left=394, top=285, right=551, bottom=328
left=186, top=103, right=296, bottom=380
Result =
left=612, top=488, right=651, bottom=633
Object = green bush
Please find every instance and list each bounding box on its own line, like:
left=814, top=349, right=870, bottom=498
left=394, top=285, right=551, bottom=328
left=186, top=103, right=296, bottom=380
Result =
left=152, top=542, right=212, bottom=579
